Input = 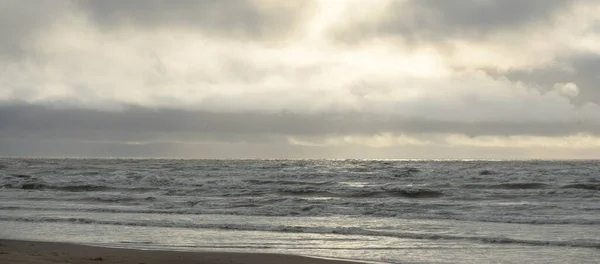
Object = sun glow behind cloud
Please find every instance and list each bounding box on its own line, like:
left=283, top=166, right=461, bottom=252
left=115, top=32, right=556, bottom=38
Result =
left=289, top=133, right=600, bottom=149
left=1, top=4, right=453, bottom=112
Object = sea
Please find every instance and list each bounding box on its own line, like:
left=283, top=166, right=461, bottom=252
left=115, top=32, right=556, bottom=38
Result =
left=1, top=158, right=599, bottom=264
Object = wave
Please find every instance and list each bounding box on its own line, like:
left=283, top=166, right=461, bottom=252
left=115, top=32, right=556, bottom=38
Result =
left=1, top=215, right=598, bottom=249
left=79, top=171, right=101, bottom=176
left=244, top=179, right=331, bottom=186
left=84, top=195, right=157, bottom=203
left=278, top=188, right=443, bottom=199
left=391, top=167, right=421, bottom=177
left=496, top=183, right=551, bottom=189
left=13, top=183, right=111, bottom=192
left=462, top=183, right=550, bottom=190
left=9, top=174, right=33, bottom=179
left=2, top=204, right=599, bottom=225
left=2, top=182, right=158, bottom=193
left=278, top=189, right=331, bottom=196
left=561, top=184, right=600, bottom=191
left=462, top=182, right=599, bottom=191
left=479, top=170, right=498, bottom=175
left=386, top=188, right=443, bottom=198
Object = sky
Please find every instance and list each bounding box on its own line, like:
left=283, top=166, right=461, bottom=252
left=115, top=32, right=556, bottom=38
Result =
left=1, top=0, right=600, bottom=159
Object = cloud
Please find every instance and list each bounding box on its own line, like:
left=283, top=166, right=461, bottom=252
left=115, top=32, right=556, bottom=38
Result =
left=289, top=133, right=600, bottom=149
left=76, top=0, right=313, bottom=39
left=1, top=0, right=600, bottom=158
left=333, top=0, right=572, bottom=43
left=2, top=102, right=599, bottom=159
left=492, top=53, right=600, bottom=104
left=0, top=0, right=73, bottom=59
left=369, top=0, right=568, bottom=40
left=1, top=102, right=598, bottom=141
left=333, top=0, right=600, bottom=71
left=289, top=133, right=431, bottom=148
left=553, top=83, right=579, bottom=97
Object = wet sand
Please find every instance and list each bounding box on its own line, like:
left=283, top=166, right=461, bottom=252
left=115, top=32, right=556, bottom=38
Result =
left=0, top=239, right=368, bottom=264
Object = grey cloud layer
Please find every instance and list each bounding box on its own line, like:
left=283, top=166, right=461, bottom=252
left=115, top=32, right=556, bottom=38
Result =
left=479, top=52, right=600, bottom=105
left=0, top=0, right=311, bottom=58
left=336, top=0, right=571, bottom=43
left=0, top=0, right=70, bottom=59
left=78, top=0, right=311, bottom=38
left=3, top=103, right=598, bottom=158
left=1, top=104, right=598, bottom=142
left=393, top=0, right=566, bottom=37
left=501, top=53, right=600, bottom=105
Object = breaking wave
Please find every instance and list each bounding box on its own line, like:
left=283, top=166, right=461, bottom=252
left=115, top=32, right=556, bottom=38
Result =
left=1, top=215, right=599, bottom=249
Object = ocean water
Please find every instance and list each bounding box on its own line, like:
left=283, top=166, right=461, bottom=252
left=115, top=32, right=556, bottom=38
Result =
left=1, top=158, right=599, bottom=263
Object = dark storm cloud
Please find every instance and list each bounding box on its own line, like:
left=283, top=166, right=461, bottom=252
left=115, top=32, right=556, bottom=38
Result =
left=77, top=0, right=311, bottom=38
left=0, top=103, right=598, bottom=145
left=336, top=0, right=570, bottom=43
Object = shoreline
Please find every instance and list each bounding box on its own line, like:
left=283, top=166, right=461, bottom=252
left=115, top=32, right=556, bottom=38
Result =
left=0, top=239, right=372, bottom=264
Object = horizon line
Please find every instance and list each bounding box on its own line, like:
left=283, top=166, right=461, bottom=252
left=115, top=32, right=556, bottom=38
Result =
left=1, top=156, right=598, bottom=162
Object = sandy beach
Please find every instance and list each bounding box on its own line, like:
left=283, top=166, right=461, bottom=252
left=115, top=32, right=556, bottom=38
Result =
left=0, top=239, right=368, bottom=264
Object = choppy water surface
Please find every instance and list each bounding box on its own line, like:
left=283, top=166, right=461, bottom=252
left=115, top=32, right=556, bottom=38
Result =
left=1, top=158, right=599, bottom=263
